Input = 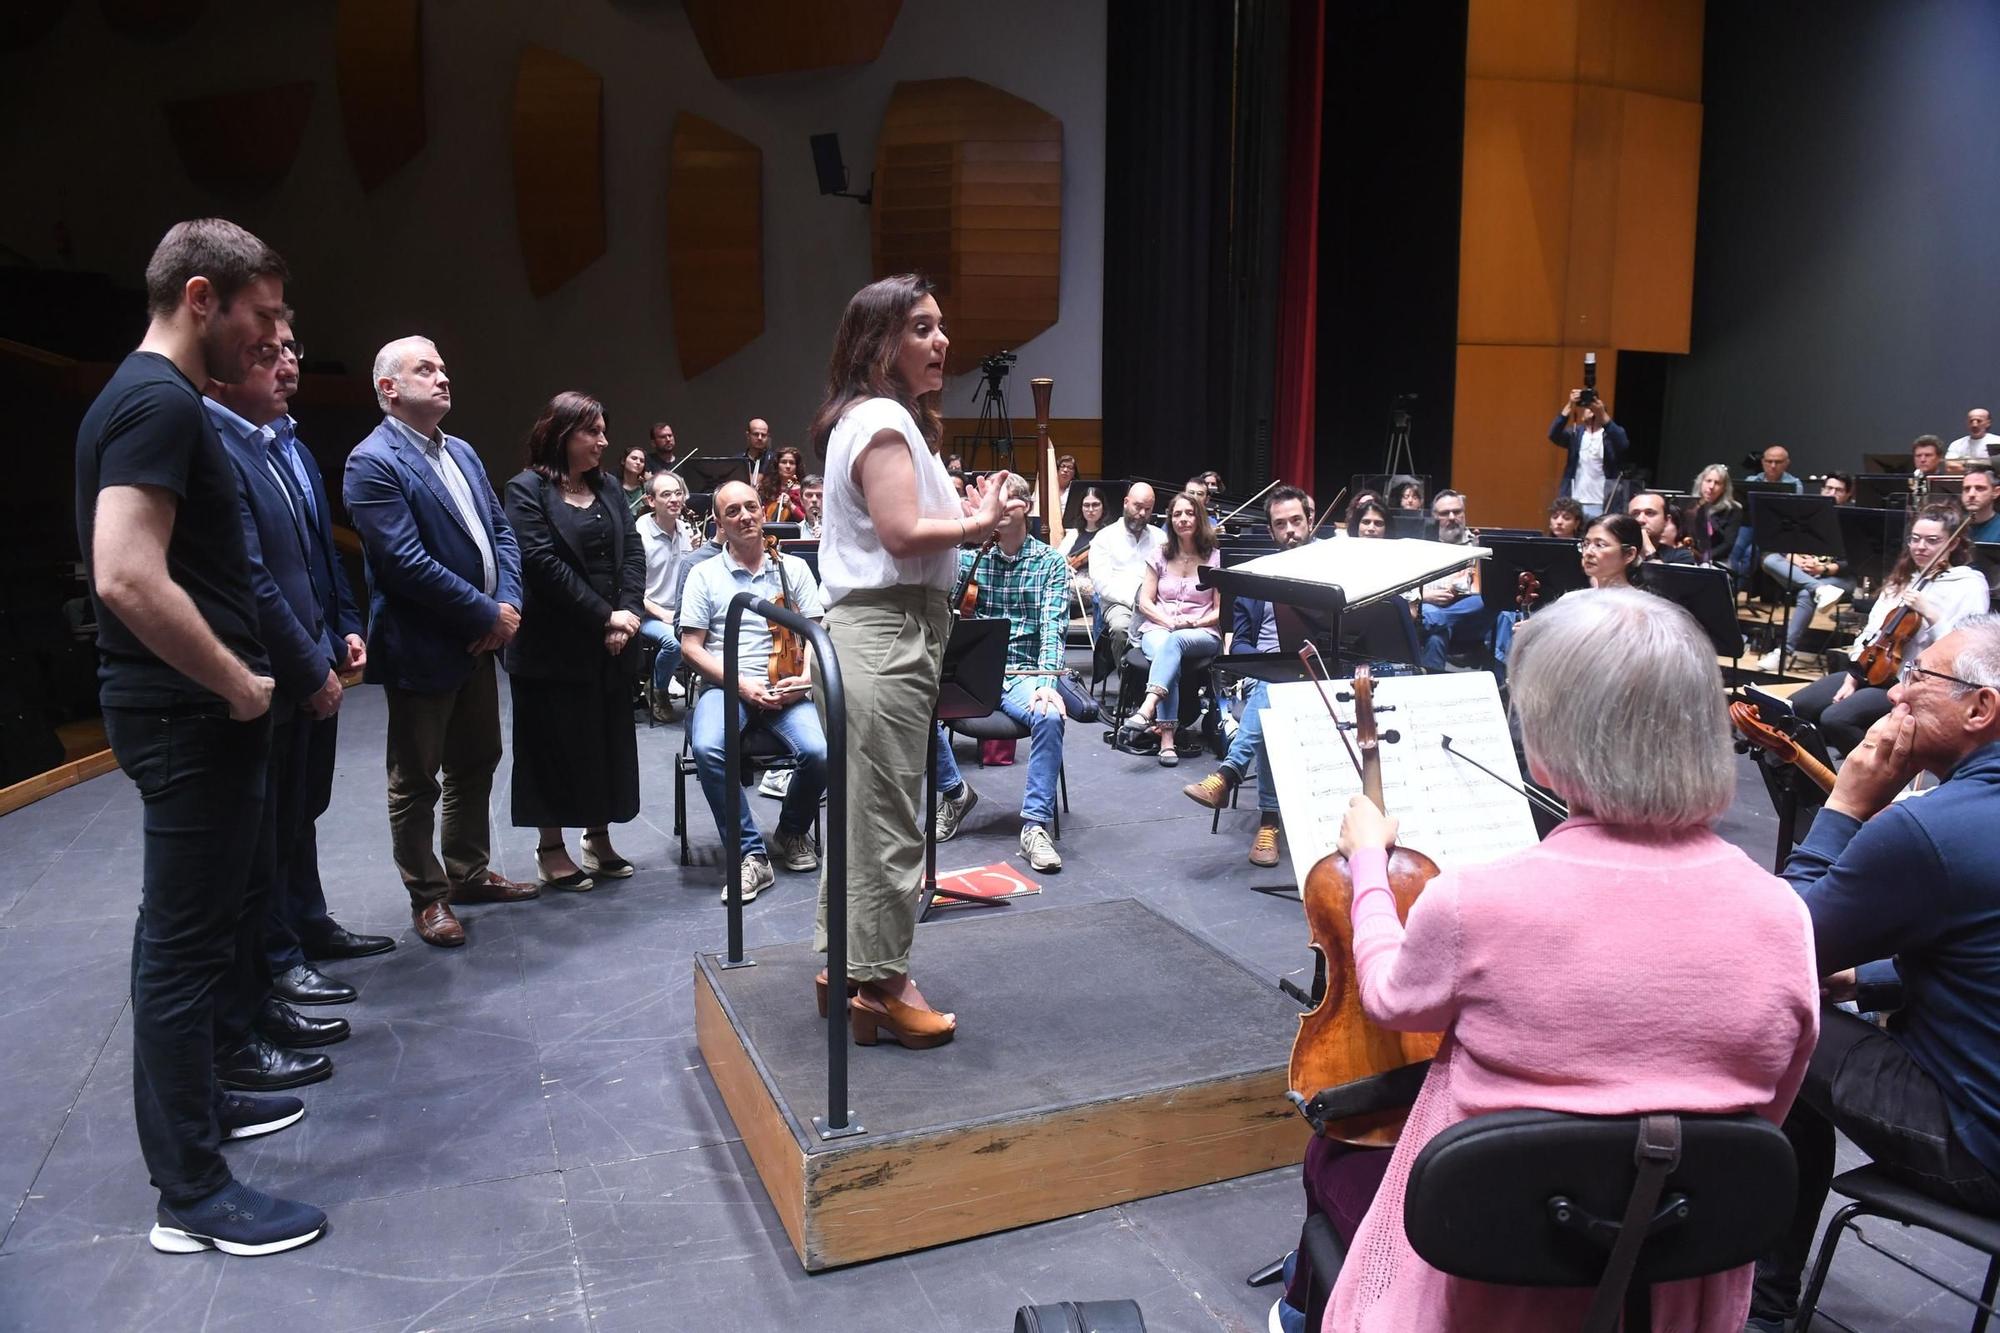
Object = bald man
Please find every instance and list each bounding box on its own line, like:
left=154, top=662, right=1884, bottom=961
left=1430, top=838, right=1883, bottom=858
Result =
left=1948, top=409, right=1993, bottom=471
left=1086, top=482, right=1164, bottom=677
left=343, top=337, right=534, bottom=949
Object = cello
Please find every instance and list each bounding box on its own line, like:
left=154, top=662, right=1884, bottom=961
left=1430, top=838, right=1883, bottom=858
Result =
left=1287, top=651, right=1444, bottom=1144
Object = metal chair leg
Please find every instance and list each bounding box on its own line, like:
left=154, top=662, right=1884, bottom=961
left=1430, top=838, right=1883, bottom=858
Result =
left=1793, top=1200, right=1865, bottom=1332
left=1973, top=1252, right=2000, bottom=1333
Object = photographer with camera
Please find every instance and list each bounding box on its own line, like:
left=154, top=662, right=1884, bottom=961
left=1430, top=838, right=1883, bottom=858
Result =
left=1548, top=380, right=1628, bottom=520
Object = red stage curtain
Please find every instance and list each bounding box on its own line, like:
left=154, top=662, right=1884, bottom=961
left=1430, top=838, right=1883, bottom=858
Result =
left=1271, top=0, right=1325, bottom=497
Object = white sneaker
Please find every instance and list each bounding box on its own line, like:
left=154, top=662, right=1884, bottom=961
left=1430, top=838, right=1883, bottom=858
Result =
left=1019, top=823, right=1062, bottom=872
left=1756, top=648, right=1785, bottom=674
left=667, top=678, right=686, bottom=701
left=723, top=854, right=774, bottom=903
left=935, top=782, right=978, bottom=842
left=757, top=768, right=793, bottom=799
left=1813, top=583, right=1846, bottom=613
left=772, top=827, right=819, bottom=872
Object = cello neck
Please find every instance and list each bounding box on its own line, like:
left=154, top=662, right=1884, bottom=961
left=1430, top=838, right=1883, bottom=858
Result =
left=1351, top=665, right=1386, bottom=809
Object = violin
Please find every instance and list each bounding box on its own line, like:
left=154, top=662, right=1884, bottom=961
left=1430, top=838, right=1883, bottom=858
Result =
left=1851, top=515, right=1971, bottom=687
left=763, top=534, right=808, bottom=685
left=1288, top=651, right=1444, bottom=1146
left=1729, top=701, right=1835, bottom=796
left=1515, top=570, right=1542, bottom=616
left=956, top=536, right=999, bottom=620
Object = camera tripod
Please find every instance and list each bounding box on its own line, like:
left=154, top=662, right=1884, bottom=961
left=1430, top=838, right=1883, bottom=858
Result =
left=968, top=365, right=1017, bottom=471
left=1381, top=394, right=1418, bottom=478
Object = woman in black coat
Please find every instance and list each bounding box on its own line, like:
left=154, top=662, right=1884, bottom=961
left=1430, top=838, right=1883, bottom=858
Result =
left=503, top=391, right=647, bottom=891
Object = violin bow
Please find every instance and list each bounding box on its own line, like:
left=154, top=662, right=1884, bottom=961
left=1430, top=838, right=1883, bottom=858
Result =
left=1298, top=643, right=1366, bottom=782
left=1215, top=478, right=1281, bottom=530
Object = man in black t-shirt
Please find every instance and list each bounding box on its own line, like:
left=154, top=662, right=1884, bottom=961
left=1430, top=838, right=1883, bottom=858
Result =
left=74, top=218, right=325, bottom=1258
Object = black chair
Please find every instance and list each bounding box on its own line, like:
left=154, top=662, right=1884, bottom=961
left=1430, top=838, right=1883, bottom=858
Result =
left=1395, top=1109, right=1796, bottom=1333
left=670, top=682, right=822, bottom=866
left=943, top=710, right=1070, bottom=837
left=1111, top=640, right=1224, bottom=758
left=1794, top=1165, right=2000, bottom=1333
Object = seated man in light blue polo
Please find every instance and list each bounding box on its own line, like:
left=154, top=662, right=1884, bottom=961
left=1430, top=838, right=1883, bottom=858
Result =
left=679, top=481, right=826, bottom=901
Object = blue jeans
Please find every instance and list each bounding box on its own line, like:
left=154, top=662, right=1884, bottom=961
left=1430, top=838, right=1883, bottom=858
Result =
left=1759, top=553, right=1850, bottom=651
left=934, top=676, right=1066, bottom=826
left=637, top=618, right=682, bottom=692
left=690, top=686, right=827, bottom=858
left=1223, top=679, right=1280, bottom=813
left=1418, top=594, right=1492, bottom=671
left=1138, top=627, right=1220, bottom=723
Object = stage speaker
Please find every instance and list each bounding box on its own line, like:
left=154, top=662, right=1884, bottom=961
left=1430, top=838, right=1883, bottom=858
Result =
left=809, top=132, right=847, bottom=195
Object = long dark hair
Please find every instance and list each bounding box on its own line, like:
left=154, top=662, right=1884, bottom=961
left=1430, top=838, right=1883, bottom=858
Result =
left=759, top=445, right=803, bottom=506
left=1887, top=501, right=1971, bottom=590
left=807, top=274, right=944, bottom=455
left=526, top=391, right=608, bottom=484
left=1346, top=490, right=1390, bottom=538
left=1163, top=491, right=1215, bottom=562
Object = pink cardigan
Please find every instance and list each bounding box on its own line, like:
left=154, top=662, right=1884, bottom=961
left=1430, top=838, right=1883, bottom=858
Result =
left=1325, top=818, right=1819, bottom=1333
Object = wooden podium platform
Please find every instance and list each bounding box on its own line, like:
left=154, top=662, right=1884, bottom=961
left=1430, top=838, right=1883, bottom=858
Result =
left=694, top=897, right=1308, bottom=1271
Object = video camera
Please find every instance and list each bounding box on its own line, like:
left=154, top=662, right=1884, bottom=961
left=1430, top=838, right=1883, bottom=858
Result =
left=979, top=349, right=1017, bottom=387
left=1574, top=351, right=1599, bottom=408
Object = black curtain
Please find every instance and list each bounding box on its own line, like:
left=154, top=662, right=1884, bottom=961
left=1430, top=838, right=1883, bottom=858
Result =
left=1103, top=0, right=1291, bottom=495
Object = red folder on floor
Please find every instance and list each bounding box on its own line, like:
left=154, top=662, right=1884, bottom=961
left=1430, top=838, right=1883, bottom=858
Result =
left=929, top=861, right=1041, bottom=907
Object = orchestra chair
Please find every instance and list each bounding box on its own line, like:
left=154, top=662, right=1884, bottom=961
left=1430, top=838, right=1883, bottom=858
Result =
left=1793, top=1167, right=2000, bottom=1333
left=670, top=681, right=822, bottom=867
left=942, top=710, right=1070, bottom=838
left=1111, top=641, right=1225, bottom=758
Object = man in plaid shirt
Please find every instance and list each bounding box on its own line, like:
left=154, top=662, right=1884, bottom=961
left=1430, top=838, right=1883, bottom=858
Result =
left=933, top=474, right=1070, bottom=872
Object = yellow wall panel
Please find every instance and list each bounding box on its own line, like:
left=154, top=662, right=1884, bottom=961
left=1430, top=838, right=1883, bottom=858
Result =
left=1458, top=78, right=1577, bottom=346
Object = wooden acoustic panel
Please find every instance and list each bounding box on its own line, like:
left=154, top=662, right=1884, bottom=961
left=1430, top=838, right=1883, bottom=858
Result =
left=873, top=78, right=1063, bottom=376
left=1456, top=77, right=1576, bottom=348
left=684, top=0, right=901, bottom=80
left=667, top=114, right=764, bottom=378
left=512, top=45, right=605, bottom=297
left=163, top=82, right=315, bottom=194
left=1452, top=343, right=1620, bottom=528
left=335, top=0, right=424, bottom=190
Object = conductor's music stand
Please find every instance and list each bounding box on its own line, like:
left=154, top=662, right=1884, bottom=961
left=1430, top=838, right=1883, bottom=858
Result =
left=1750, top=494, right=1844, bottom=660
left=919, top=616, right=1009, bottom=919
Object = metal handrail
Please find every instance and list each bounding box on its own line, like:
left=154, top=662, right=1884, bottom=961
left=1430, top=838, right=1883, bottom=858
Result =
left=720, top=591, right=858, bottom=1136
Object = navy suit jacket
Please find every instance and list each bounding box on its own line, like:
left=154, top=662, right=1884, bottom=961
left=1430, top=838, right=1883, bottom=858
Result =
left=285, top=425, right=363, bottom=649
left=214, top=415, right=329, bottom=706
left=342, top=419, right=523, bottom=694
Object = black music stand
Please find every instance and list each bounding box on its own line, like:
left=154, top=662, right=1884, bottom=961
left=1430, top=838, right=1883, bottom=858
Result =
left=1835, top=506, right=1909, bottom=590
left=1386, top=510, right=1434, bottom=540
left=682, top=456, right=748, bottom=493
left=1479, top=537, right=1589, bottom=609
left=1645, top=563, right=1745, bottom=662
left=919, top=617, right=1009, bottom=918
left=1973, top=542, right=2000, bottom=598
left=1750, top=494, right=1844, bottom=660
left=1735, top=687, right=1833, bottom=871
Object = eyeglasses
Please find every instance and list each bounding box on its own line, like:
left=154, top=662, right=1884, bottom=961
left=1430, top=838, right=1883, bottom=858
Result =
left=1577, top=539, right=1632, bottom=553
left=1900, top=661, right=1987, bottom=691
left=249, top=339, right=304, bottom=366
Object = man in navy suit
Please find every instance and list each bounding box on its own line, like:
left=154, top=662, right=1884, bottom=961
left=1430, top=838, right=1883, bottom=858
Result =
left=206, top=317, right=378, bottom=1092
left=343, top=337, right=530, bottom=947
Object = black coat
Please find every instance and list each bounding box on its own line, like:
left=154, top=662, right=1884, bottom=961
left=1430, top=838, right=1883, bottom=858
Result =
left=502, top=470, right=646, bottom=682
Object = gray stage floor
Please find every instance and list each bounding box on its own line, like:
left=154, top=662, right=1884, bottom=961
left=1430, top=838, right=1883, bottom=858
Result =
left=0, top=681, right=1984, bottom=1331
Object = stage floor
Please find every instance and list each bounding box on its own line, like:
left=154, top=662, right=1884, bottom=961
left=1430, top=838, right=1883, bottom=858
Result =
left=0, top=679, right=1980, bottom=1331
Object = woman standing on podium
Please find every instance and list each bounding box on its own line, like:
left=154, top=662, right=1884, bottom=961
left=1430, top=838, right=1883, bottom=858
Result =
left=806, top=274, right=1009, bottom=1050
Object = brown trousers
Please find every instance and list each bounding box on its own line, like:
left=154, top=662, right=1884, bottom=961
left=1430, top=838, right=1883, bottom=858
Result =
left=383, top=654, right=502, bottom=907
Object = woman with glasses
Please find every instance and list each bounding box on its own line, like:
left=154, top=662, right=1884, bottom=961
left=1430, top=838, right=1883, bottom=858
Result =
left=1789, top=503, right=1987, bottom=755
left=1578, top=513, right=1645, bottom=590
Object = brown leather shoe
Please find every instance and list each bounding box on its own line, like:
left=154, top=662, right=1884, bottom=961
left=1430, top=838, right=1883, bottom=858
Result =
left=1248, top=821, right=1282, bottom=868
left=448, top=871, right=540, bottom=905
left=413, top=901, right=466, bottom=947
left=1182, top=769, right=1239, bottom=811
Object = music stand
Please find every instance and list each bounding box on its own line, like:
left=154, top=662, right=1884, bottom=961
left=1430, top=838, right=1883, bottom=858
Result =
left=1735, top=686, right=1833, bottom=869
left=1644, top=563, right=1745, bottom=661
left=920, top=617, right=1009, bottom=917
left=1479, top=537, right=1589, bottom=609
left=1386, top=510, right=1433, bottom=540
left=1973, top=542, right=2000, bottom=598
left=1749, top=494, right=1844, bottom=659
left=682, top=456, right=749, bottom=494
left=761, top=522, right=801, bottom=541
left=1835, top=506, right=1909, bottom=590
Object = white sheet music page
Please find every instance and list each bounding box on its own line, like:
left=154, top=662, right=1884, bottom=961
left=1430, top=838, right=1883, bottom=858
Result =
left=1230, top=537, right=1491, bottom=605
left=1261, top=671, right=1539, bottom=897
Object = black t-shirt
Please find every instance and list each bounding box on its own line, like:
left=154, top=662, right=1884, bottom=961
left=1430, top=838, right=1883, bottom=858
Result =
left=74, top=351, right=267, bottom=707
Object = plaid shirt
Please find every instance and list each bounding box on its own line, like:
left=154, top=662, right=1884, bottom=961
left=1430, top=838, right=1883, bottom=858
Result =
left=958, top=537, right=1069, bottom=677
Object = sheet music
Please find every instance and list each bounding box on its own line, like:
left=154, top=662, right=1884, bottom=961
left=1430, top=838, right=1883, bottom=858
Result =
left=1261, top=672, right=1539, bottom=897
left=1230, top=537, right=1491, bottom=605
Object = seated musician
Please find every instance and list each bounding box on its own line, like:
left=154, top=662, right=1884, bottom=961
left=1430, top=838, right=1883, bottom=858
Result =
left=932, top=474, right=1069, bottom=873
left=1755, top=473, right=1858, bottom=674
left=1688, top=464, right=1744, bottom=566
left=1414, top=490, right=1492, bottom=671
left=1963, top=462, right=2000, bottom=542
left=797, top=473, right=825, bottom=539
left=1788, top=502, right=1986, bottom=755
left=1344, top=491, right=1390, bottom=538
left=1274, top=589, right=1816, bottom=1333
left=1117, top=490, right=1221, bottom=766
left=635, top=470, right=697, bottom=720
left=1493, top=513, right=1644, bottom=676
left=678, top=481, right=827, bottom=901
left=1086, top=481, right=1163, bottom=678
left=1748, top=616, right=2000, bottom=1330
left=1182, top=485, right=1318, bottom=868
left=1545, top=496, right=1584, bottom=539
left=1058, top=486, right=1108, bottom=606
left=1626, top=491, right=1695, bottom=564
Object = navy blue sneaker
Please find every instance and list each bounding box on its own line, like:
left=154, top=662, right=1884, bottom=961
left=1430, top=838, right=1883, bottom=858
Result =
left=150, top=1181, right=325, bottom=1256
left=219, top=1092, right=305, bottom=1141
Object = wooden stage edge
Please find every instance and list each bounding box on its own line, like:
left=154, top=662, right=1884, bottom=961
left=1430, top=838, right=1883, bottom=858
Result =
left=694, top=950, right=1306, bottom=1272
left=0, top=747, right=118, bottom=818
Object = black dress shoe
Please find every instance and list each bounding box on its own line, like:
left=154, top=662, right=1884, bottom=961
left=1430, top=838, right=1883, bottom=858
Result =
left=271, top=963, right=357, bottom=1006
left=302, top=923, right=395, bottom=961
left=257, top=998, right=350, bottom=1049
left=217, top=1035, right=333, bottom=1091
